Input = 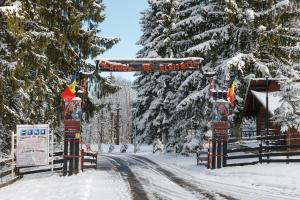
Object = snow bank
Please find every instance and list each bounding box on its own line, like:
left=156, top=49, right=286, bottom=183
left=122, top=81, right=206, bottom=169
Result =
left=0, top=171, right=131, bottom=200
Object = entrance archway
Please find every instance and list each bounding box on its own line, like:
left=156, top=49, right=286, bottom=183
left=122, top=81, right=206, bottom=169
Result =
left=63, top=57, right=203, bottom=175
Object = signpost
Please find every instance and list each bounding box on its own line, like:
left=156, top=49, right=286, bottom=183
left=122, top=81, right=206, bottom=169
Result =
left=211, top=100, right=229, bottom=169
left=212, top=101, right=229, bottom=140
left=16, top=124, right=49, bottom=167
left=63, top=97, right=82, bottom=176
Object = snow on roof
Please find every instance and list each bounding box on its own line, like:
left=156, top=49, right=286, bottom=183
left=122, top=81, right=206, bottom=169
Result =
left=251, top=90, right=281, bottom=116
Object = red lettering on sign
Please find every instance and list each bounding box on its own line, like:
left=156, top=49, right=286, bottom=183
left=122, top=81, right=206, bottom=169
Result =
left=99, top=61, right=133, bottom=72
left=142, top=64, right=152, bottom=72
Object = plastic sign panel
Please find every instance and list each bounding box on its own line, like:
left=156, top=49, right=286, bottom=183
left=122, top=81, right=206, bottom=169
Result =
left=16, top=124, right=49, bottom=167
left=96, top=57, right=202, bottom=72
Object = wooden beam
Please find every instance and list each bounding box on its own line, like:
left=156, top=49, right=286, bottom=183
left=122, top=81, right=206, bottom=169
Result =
left=95, top=57, right=203, bottom=72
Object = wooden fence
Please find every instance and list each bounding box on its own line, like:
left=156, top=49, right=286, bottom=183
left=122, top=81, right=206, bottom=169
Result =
left=224, top=134, right=300, bottom=167
left=206, top=134, right=300, bottom=168
left=0, top=157, right=17, bottom=188
left=17, top=152, right=64, bottom=175
left=81, top=150, right=97, bottom=170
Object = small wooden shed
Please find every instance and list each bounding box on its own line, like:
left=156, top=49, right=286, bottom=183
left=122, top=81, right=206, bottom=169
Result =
left=243, top=78, right=300, bottom=147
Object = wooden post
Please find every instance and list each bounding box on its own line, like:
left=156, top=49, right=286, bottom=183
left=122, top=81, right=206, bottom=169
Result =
left=81, top=149, right=84, bottom=172
left=69, top=140, right=74, bottom=176
left=51, top=130, right=54, bottom=176
left=63, top=139, right=69, bottom=176
left=266, top=140, right=269, bottom=164
left=217, top=140, right=222, bottom=168
left=207, top=140, right=211, bottom=169
left=11, top=131, right=15, bottom=178
left=63, top=97, right=82, bottom=176
left=259, top=143, right=262, bottom=164
left=211, top=139, right=216, bottom=169
left=74, top=139, right=80, bottom=174
left=222, top=140, right=227, bottom=167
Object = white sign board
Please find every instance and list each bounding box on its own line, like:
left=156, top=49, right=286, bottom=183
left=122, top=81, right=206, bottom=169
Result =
left=16, top=124, right=49, bottom=167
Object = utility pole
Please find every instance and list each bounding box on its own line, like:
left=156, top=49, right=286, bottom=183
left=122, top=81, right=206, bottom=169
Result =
left=115, top=103, right=120, bottom=145
left=110, top=111, right=114, bottom=144
left=97, top=111, right=101, bottom=153
left=98, top=110, right=104, bottom=153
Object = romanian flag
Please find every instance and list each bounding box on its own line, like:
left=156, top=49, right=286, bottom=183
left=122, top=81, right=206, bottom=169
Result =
left=60, top=74, right=77, bottom=102
left=227, top=74, right=236, bottom=107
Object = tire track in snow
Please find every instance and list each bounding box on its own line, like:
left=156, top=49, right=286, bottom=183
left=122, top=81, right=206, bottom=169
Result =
left=129, top=155, right=237, bottom=200
left=99, top=155, right=149, bottom=200
left=131, top=155, right=300, bottom=200
left=104, top=155, right=196, bottom=200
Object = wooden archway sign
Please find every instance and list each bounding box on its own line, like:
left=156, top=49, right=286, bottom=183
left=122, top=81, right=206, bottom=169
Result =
left=95, top=57, right=203, bottom=72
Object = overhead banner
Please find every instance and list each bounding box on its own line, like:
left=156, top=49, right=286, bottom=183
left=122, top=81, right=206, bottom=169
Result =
left=16, top=124, right=49, bottom=167
left=96, top=57, right=202, bottom=72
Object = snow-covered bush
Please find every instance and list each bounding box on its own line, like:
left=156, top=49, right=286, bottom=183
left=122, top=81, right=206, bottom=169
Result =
left=152, top=138, right=164, bottom=153
left=108, top=145, right=115, bottom=153
left=181, top=132, right=203, bottom=155
left=241, top=117, right=256, bottom=131
left=273, top=80, right=300, bottom=133
left=120, top=144, right=128, bottom=153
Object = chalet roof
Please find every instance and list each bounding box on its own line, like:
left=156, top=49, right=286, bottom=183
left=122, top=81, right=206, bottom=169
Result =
left=243, top=78, right=284, bottom=117
left=251, top=91, right=281, bottom=116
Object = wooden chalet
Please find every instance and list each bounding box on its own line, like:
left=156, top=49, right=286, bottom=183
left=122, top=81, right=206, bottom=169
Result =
left=243, top=78, right=300, bottom=147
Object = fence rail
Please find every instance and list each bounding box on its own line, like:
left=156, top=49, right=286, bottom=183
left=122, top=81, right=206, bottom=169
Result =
left=81, top=150, right=97, bottom=171
left=207, top=134, right=300, bottom=169
left=224, top=143, right=300, bottom=167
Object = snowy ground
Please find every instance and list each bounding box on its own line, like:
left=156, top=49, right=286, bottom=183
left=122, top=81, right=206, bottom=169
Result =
left=143, top=152, right=300, bottom=200
left=1, top=143, right=300, bottom=200
left=0, top=170, right=131, bottom=200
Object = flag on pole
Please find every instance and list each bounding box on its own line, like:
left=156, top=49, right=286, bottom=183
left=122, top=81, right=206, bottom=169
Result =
left=61, top=74, right=77, bottom=102
left=227, top=74, right=236, bottom=107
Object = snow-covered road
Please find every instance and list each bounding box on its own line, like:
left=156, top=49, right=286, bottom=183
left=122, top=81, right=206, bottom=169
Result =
left=1, top=151, right=300, bottom=200
left=98, top=153, right=300, bottom=200
left=99, top=154, right=234, bottom=200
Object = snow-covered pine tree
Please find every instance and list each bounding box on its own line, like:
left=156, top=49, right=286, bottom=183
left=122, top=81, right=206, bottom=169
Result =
left=0, top=0, right=118, bottom=148
left=134, top=0, right=180, bottom=144
left=0, top=0, right=25, bottom=148
left=172, top=0, right=204, bottom=57
left=166, top=0, right=209, bottom=147
left=273, top=79, right=300, bottom=133
left=221, top=0, right=300, bottom=127
left=136, top=0, right=300, bottom=148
